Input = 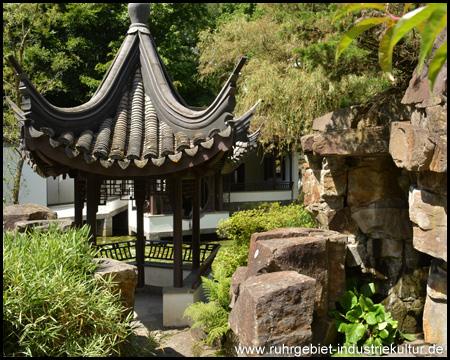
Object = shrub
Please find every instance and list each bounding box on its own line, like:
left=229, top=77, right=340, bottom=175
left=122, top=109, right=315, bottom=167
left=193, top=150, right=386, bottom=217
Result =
left=217, top=202, right=315, bottom=244
left=3, top=224, right=136, bottom=357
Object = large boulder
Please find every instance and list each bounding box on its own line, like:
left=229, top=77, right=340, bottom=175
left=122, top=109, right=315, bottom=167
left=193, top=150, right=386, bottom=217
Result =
left=228, top=271, right=316, bottom=352
left=3, top=203, right=58, bottom=231
left=229, top=266, right=248, bottom=309
left=389, top=121, right=447, bottom=173
left=246, top=227, right=347, bottom=316
left=14, top=219, right=74, bottom=234
left=93, top=258, right=138, bottom=317
left=311, top=126, right=390, bottom=156
left=347, top=156, right=404, bottom=208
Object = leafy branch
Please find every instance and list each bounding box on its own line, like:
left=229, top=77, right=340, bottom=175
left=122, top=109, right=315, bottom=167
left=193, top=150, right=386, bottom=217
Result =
left=334, top=3, right=447, bottom=93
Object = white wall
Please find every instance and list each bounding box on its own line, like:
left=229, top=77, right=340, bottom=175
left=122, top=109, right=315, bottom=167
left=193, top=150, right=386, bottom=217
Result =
left=229, top=151, right=300, bottom=202
left=3, top=144, right=76, bottom=206
left=229, top=190, right=294, bottom=203
left=128, top=201, right=229, bottom=239
left=3, top=145, right=47, bottom=206
left=47, top=176, right=74, bottom=205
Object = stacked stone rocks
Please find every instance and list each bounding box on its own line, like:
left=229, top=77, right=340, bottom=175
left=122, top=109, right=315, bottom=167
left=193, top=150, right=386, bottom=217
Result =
left=228, top=227, right=347, bottom=354
left=300, top=32, right=446, bottom=345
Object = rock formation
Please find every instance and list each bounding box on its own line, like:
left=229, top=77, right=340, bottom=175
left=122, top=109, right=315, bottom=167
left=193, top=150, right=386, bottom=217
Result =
left=3, top=203, right=76, bottom=234
left=228, top=228, right=348, bottom=353
left=300, top=32, right=446, bottom=344
left=227, top=31, right=446, bottom=352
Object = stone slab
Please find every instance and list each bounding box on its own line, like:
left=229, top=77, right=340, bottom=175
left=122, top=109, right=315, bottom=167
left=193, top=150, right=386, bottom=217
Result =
left=228, top=271, right=316, bottom=349
left=94, top=258, right=138, bottom=317
left=301, top=134, right=316, bottom=153
left=409, top=186, right=447, bottom=262
left=423, top=260, right=447, bottom=346
left=312, top=106, right=359, bottom=131
left=229, top=266, right=248, bottom=309
left=347, top=156, right=404, bottom=208
left=401, top=30, right=447, bottom=105
left=14, top=219, right=74, bottom=233
left=351, top=208, right=413, bottom=240
left=312, top=126, right=390, bottom=156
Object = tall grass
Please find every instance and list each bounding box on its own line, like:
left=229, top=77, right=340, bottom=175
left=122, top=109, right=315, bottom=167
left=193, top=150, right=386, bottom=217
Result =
left=3, top=224, right=135, bottom=357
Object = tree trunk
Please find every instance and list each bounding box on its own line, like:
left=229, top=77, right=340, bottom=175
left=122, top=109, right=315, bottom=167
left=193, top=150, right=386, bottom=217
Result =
left=12, top=152, right=24, bottom=204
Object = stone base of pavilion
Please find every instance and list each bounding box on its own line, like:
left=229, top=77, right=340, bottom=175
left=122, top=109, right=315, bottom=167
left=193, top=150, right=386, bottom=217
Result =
left=138, top=265, right=211, bottom=327
left=161, top=271, right=211, bottom=327
left=118, top=257, right=215, bottom=327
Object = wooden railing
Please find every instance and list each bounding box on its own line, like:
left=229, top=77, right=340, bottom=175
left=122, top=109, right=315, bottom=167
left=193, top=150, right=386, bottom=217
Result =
left=96, top=240, right=220, bottom=265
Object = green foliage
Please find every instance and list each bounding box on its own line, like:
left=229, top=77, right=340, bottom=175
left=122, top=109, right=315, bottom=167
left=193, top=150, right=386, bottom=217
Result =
left=328, top=280, right=416, bottom=356
left=148, top=3, right=221, bottom=107
left=334, top=3, right=447, bottom=92
left=183, top=265, right=231, bottom=348
left=211, top=241, right=250, bottom=279
left=217, top=202, right=315, bottom=244
left=184, top=202, right=315, bottom=354
left=197, top=3, right=398, bottom=154
left=3, top=224, right=136, bottom=357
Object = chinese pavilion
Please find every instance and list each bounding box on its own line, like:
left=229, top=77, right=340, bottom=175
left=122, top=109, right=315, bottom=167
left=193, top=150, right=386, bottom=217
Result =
left=6, top=3, right=261, bottom=289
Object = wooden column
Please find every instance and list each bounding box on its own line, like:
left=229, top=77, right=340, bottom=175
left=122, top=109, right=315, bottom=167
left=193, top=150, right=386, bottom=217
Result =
left=74, top=176, right=86, bottom=228
left=86, top=173, right=99, bottom=246
left=192, top=175, right=201, bottom=271
left=172, top=176, right=183, bottom=287
left=215, top=173, right=223, bottom=211
left=134, top=179, right=145, bottom=289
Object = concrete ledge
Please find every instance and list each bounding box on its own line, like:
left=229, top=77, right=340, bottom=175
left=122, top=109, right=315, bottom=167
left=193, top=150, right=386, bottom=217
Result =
left=129, top=210, right=229, bottom=240
left=162, top=271, right=211, bottom=328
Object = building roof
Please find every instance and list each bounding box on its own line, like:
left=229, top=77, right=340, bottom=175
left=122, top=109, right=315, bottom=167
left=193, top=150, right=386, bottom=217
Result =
left=7, top=3, right=261, bottom=178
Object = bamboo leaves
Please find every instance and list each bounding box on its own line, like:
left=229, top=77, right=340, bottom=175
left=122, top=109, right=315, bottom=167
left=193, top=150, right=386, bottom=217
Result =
left=336, top=17, right=391, bottom=63
left=334, top=3, right=447, bottom=92
left=3, top=224, right=137, bottom=357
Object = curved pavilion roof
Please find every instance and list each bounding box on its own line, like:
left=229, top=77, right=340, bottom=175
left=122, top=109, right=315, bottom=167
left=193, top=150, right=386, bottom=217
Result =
left=7, top=3, right=260, bottom=179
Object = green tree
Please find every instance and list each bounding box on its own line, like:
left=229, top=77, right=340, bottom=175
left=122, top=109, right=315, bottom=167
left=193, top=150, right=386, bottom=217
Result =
left=3, top=3, right=74, bottom=204
left=196, top=3, right=406, bottom=155
left=147, top=3, right=220, bottom=106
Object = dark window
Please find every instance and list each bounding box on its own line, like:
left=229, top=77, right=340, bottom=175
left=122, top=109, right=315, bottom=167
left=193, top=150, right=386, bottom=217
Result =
left=264, top=156, right=272, bottom=181
left=237, top=164, right=245, bottom=183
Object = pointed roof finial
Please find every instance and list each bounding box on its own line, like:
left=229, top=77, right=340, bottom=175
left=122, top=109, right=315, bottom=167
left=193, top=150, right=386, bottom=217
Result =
left=128, top=3, right=150, bottom=25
